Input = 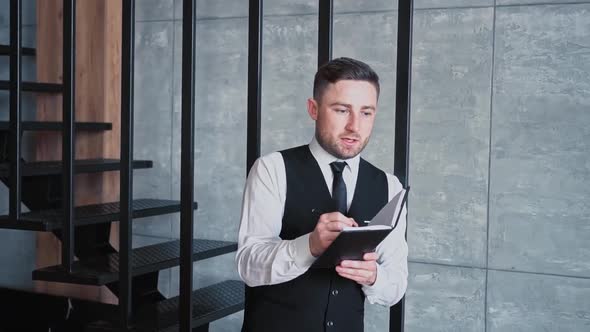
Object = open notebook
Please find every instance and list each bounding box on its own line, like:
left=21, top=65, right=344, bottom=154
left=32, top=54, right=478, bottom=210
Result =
left=311, top=187, right=409, bottom=269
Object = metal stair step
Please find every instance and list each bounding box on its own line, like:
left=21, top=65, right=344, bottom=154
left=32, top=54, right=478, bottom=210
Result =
left=137, top=280, right=244, bottom=332
left=87, top=280, right=244, bottom=332
left=0, top=158, right=152, bottom=177
left=0, top=44, right=36, bottom=56
left=32, top=239, right=237, bottom=285
left=0, top=199, right=194, bottom=231
left=0, top=80, right=62, bottom=93
left=0, top=121, right=112, bottom=131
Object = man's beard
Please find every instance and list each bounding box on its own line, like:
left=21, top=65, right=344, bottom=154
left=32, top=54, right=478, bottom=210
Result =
left=315, top=128, right=370, bottom=160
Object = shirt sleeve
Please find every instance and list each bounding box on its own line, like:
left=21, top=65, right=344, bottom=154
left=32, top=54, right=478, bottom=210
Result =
left=362, top=173, right=409, bottom=306
left=235, top=153, right=316, bottom=287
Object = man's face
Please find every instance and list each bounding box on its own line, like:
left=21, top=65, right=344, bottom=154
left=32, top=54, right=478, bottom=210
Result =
left=308, top=80, right=378, bottom=159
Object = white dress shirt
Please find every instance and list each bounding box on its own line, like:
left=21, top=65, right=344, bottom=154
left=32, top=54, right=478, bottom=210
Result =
left=236, top=138, right=408, bottom=306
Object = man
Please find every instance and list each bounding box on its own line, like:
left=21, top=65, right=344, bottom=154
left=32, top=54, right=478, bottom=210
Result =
left=236, top=57, right=408, bottom=332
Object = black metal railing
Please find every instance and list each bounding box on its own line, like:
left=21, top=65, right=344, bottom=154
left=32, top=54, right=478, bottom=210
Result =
left=62, top=0, right=76, bottom=273
left=180, top=0, right=197, bottom=331
left=9, top=0, right=22, bottom=220
left=393, top=1, right=414, bottom=331
left=247, top=0, right=262, bottom=174
left=318, top=0, right=333, bottom=68
left=120, top=0, right=136, bottom=327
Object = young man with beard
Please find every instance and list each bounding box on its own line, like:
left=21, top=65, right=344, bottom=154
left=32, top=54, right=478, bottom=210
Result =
left=236, top=57, right=408, bottom=332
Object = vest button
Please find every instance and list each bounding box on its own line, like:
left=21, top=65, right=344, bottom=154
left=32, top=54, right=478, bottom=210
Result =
left=331, top=289, right=339, bottom=296
left=327, top=321, right=334, bottom=327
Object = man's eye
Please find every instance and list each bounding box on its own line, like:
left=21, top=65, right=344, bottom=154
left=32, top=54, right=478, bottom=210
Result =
left=362, top=111, right=374, bottom=116
left=336, top=109, right=348, bottom=113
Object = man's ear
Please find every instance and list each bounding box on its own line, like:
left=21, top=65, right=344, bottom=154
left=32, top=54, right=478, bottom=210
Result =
left=307, top=98, right=319, bottom=121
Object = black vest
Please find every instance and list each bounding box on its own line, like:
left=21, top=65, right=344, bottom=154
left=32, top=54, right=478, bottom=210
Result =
left=242, top=145, right=388, bottom=332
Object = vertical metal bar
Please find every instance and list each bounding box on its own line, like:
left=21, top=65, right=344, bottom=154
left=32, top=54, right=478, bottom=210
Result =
left=9, top=0, right=22, bottom=219
left=180, top=0, right=196, bottom=330
left=317, top=0, right=333, bottom=68
left=61, top=0, right=75, bottom=272
left=247, top=0, right=262, bottom=174
left=392, top=0, right=413, bottom=331
left=120, top=0, right=135, bottom=327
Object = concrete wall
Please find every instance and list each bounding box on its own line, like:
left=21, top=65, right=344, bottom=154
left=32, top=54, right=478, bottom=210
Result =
left=1, top=0, right=589, bottom=331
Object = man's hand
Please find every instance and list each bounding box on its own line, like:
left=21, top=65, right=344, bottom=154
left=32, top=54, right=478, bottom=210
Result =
left=336, top=252, right=378, bottom=286
left=309, top=212, right=357, bottom=257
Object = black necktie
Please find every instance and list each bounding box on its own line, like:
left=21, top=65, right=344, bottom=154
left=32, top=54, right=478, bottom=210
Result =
left=330, top=161, right=348, bottom=215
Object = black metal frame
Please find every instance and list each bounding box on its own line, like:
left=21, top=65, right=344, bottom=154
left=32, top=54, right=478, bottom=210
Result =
left=391, top=1, right=414, bottom=331
left=394, top=0, right=413, bottom=188
left=317, top=0, right=333, bottom=68
left=247, top=0, right=262, bottom=173
left=180, top=0, right=197, bottom=331
left=62, top=0, right=76, bottom=273
left=9, top=0, right=22, bottom=220
left=121, top=0, right=135, bottom=327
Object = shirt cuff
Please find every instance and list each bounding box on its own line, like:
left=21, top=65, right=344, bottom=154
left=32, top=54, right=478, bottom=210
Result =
left=362, top=263, right=386, bottom=302
left=289, top=233, right=316, bottom=269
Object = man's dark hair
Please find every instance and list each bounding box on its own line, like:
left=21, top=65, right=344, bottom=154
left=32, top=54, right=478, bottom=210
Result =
left=313, top=57, right=380, bottom=102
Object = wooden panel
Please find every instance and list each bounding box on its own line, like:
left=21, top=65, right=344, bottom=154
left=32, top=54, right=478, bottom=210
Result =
left=34, top=0, right=121, bottom=304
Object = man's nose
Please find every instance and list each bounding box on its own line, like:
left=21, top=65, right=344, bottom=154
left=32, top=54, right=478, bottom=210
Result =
left=345, top=113, right=360, bottom=132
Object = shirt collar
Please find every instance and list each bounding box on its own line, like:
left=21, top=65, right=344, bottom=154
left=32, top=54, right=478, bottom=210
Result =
left=309, top=136, right=360, bottom=175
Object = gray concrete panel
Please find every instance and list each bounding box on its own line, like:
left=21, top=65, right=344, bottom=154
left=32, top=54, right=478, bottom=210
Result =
left=0, top=183, right=35, bottom=290
left=365, top=302, right=394, bottom=332
left=414, top=0, right=494, bottom=9
left=0, top=0, right=37, bottom=28
left=174, top=126, right=245, bottom=241
left=489, top=4, right=590, bottom=277
left=0, top=229, right=36, bottom=289
left=132, top=21, right=175, bottom=238
left=405, top=262, right=486, bottom=332
left=131, top=215, right=173, bottom=241
left=134, top=22, right=175, bottom=112
left=22, top=0, right=36, bottom=26
left=260, top=14, right=318, bottom=154
left=209, top=311, right=245, bottom=332
left=337, top=0, right=495, bottom=11
left=173, top=0, right=496, bottom=20
left=174, top=0, right=250, bottom=20
left=487, top=270, right=590, bottom=332
left=136, top=0, right=175, bottom=21
left=172, top=19, right=248, bottom=131
left=171, top=18, right=247, bottom=240
left=333, top=11, right=398, bottom=172
left=169, top=253, right=239, bottom=296
left=176, top=139, right=245, bottom=240
left=0, top=2, right=6, bottom=28
left=497, top=0, right=589, bottom=5
left=408, top=8, right=494, bottom=267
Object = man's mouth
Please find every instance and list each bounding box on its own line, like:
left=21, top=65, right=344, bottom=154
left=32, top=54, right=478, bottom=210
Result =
left=340, top=137, right=359, bottom=146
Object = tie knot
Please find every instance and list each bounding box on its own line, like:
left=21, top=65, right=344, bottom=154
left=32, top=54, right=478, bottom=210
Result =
left=330, top=161, right=347, bottom=174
